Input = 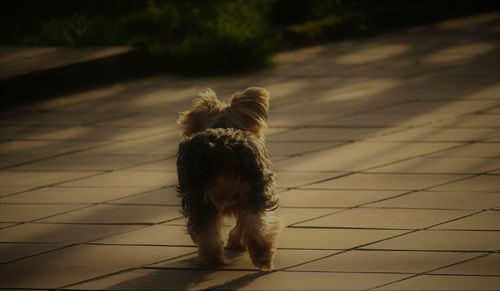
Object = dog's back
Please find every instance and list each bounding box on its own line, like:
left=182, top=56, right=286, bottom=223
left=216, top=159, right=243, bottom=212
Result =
left=177, top=128, right=277, bottom=232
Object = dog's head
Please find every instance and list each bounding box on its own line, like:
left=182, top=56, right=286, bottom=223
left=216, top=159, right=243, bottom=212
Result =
left=178, top=87, right=270, bottom=138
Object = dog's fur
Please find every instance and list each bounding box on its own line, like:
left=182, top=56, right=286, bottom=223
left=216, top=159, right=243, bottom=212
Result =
left=176, top=87, right=280, bottom=270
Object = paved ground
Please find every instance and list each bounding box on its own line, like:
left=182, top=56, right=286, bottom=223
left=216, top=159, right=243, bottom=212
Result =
left=1, top=13, right=499, bottom=290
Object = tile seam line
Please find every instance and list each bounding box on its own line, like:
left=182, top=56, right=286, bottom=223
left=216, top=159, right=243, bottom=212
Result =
left=424, top=253, right=495, bottom=276
left=298, top=149, right=497, bottom=196
left=59, top=267, right=140, bottom=290
left=0, top=127, right=177, bottom=171
left=286, top=141, right=474, bottom=188
left=0, top=171, right=111, bottom=198
left=0, top=156, right=176, bottom=199
left=358, top=209, right=491, bottom=252
left=285, top=189, right=420, bottom=228
left=3, top=154, right=175, bottom=172
left=288, top=172, right=485, bottom=227
left=286, top=226, right=500, bottom=232
left=317, top=212, right=497, bottom=290
left=284, top=208, right=493, bottom=274
left=367, top=252, right=494, bottom=290
left=0, top=242, right=78, bottom=265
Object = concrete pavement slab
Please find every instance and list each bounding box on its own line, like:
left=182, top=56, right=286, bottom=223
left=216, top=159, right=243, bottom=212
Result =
left=375, top=274, right=500, bottom=290
left=365, top=191, right=500, bottom=210
left=290, top=250, right=478, bottom=273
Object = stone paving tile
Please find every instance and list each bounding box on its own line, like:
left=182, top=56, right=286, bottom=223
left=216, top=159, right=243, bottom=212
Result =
left=486, top=107, right=500, bottom=113
left=375, top=274, right=500, bottom=290
left=0, top=111, right=128, bottom=127
left=226, top=271, right=408, bottom=291
left=60, top=171, right=177, bottom=188
left=270, top=95, right=397, bottom=116
left=0, top=264, right=121, bottom=289
left=109, top=187, right=180, bottom=206
left=366, top=157, right=500, bottom=174
left=431, top=175, right=500, bottom=192
left=365, top=191, right=500, bottom=210
left=275, top=142, right=459, bottom=172
left=431, top=211, right=500, bottom=230
left=0, top=222, right=16, bottom=228
left=462, top=82, right=500, bottom=100
left=279, top=228, right=406, bottom=249
left=364, top=230, right=500, bottom=251
left=0, top=223, right=142, bottom=243
left=306, top=173, right=466, bottom=191
left=296, top=208, right=473, bottom=229
left=152, top=249, right=336, bottom=271
left=290, top=250, right=478, bottom=273
left=429, top=114, right=500, bottom=128
left=0, top=186, right=154, bottom=204
left=0, top=170, right=101, bottom=188
left=267, top=141, right=341, bottom=157
left=316, top=113, right=455, bottom=127
left=428, top=143, right=500, bottom=158
left=12, top=244, right=194, bottom=268
left=279, top=189, right=404, bottom=208
left=0, top=204, right=87, bottom=222
left=95, top=225, right=193, bottom=246
left=268, top=113, right=344, bottom=127
left=277, top=208, right=339, bottom=226
left=373, top=128, right=499, bottom=142
left=40, top=204, right=181, bottom=224
left=0, top=185, right=35, bottom=197
left=69, top=269, right=256, bottom=290
left=0, top=140, right=106, bottom=156
left=372, top=100, right=499, bottom=115
left=0, top=153, right=45, bottom=168
left=276, top=171, right=345, bottom=188
left=123, top=158, right=177, bottom=172
left=92, top=112, right=179, bottom=128
left=432, top=253, right=500, bottom=276
left=268, top=127, right=382, bottom=142
left=86, top=137, right=178, bottom=156
left=10, top=154, right=159, bottom=171
left=0, top=125, right=169, bottom=141
left=0, top=242, right=66, bottom=263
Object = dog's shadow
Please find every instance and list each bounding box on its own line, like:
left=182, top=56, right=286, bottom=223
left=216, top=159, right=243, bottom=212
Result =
left=107, top=248, right=267, bottom=290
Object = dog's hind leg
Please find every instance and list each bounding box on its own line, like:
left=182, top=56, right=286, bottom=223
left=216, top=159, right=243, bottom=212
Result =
left=242, top=210, right=281, bottom=270
left=191, top=211, right=226, bottom=265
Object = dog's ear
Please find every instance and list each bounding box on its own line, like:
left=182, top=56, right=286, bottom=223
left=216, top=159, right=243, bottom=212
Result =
left=178, top=89, right=224, bottom=137
left=226, top=87, right=270, bottom=136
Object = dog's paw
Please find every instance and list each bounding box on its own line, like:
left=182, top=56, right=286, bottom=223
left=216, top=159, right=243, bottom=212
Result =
left=248, top=245, right=275, bottom=271
left=250, top=251, right=274, bottom=271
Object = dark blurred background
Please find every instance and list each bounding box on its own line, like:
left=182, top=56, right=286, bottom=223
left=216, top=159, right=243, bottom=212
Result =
left=2, top=0, right=499, bottom=72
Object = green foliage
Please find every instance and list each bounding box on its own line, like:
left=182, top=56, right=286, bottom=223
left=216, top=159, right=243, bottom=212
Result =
left=1, top=0, right=497, bottom=73
left=39, top=14, right=92, bottom=46
left=169, top=0, right=275, bottom=71
left=119, top=1, right=181, bottom=47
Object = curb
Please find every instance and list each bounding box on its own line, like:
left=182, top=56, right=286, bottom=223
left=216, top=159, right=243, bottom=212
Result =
left=0, top=48, right=155, bottom=110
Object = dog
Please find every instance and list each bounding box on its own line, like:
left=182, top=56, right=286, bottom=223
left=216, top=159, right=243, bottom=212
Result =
left=176, top=87, right=280, bottom=270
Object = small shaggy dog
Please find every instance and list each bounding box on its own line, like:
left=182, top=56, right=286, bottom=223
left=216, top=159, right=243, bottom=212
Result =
left=176, top=87, right=280, bottom=270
